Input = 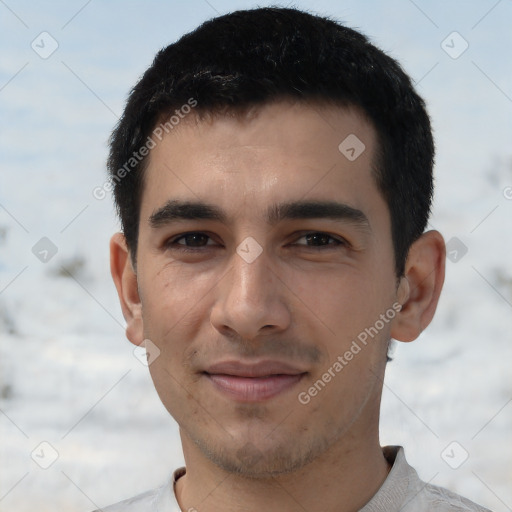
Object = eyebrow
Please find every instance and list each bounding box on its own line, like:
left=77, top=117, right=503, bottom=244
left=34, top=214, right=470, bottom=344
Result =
left=148, top=199, right=371, bottom=231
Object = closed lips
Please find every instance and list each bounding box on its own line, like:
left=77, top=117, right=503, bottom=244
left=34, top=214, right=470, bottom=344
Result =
left=204, top=360, right=308, bottom=377
left=204, top=360, right=307, bottom=402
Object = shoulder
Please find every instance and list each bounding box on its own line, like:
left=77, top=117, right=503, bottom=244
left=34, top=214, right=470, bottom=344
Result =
left=89, top=468, right=183, bottom=512
left=90, top=487, right=160, bottom=512
left=369, top=446, right=493, bottom=512
left=409, top=481, right=492, bottom=512
left=390, top=447, right=492, bottom=512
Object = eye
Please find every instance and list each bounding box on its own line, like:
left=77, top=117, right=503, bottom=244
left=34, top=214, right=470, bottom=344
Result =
left=167, top=232, right=217, bottom=249
left=294, top=232, right=347, bottom=248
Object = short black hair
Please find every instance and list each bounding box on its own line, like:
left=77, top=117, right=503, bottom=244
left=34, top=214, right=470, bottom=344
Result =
left=108, top=6, right=434, bottom=276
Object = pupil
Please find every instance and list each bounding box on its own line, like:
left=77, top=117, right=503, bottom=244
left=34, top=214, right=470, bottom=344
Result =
left=186, top=233, right=206, bottom=246
left=306, top=233, right=329, bottom=246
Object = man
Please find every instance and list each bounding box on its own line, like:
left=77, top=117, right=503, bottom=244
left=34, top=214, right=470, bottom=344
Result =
left=101, top=7, right=491, bottom=512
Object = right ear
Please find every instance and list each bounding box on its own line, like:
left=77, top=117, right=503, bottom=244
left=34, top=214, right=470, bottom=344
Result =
left=110, top=232, right=144, bottom=346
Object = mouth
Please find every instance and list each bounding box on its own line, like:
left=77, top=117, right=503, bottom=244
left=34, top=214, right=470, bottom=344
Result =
left=203, top=360, right=308, bottom=403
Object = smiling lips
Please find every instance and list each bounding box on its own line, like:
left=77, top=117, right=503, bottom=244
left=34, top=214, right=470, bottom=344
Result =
left=204, top=360, right=307, bottom=402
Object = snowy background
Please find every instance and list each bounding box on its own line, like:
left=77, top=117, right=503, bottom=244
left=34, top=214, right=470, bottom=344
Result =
left=1, top=1, right=511, bottom=511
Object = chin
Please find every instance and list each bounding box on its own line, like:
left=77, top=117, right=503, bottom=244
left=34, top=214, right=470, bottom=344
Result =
left=190, top=428, right=330, bottom=479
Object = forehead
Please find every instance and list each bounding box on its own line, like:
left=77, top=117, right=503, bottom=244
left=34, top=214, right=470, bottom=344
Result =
left=140, top=101, right=384, bottom=224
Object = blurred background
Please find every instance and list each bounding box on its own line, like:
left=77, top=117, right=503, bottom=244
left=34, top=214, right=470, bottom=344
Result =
left=1, top=1, right=511, bottom=510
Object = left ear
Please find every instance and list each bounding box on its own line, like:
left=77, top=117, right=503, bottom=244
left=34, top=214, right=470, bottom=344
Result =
left=110, top=232, right=145, bottom=347
left=391, top=230, right=446, bottom=342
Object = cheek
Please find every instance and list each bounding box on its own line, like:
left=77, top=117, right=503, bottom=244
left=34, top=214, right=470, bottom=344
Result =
left=289, top=266, right=393, bottom=356
left=289, top=267, right=373, bottom=326
left=140, top=263, right=216, bottom=336
left=139, top=266, right=217, bottom=401
left=148, top=358, right=204, bottom=425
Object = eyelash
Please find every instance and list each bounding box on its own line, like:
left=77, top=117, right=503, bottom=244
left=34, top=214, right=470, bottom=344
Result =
left=165, top=231, right=348, bottom=251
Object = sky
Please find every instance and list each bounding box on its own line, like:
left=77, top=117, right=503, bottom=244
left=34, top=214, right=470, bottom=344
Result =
left=1, top=1, right=511, bottom=511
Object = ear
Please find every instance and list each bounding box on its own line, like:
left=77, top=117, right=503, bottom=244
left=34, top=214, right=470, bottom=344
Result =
left=110, top=232, right=144, bottom=346
left=391, top=230, right=446, bottom=342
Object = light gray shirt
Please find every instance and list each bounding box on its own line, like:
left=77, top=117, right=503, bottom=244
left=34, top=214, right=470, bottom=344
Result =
left=94, top=446, right=491, bottom=511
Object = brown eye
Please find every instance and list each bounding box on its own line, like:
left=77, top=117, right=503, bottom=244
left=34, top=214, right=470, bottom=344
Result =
left=166, top=232, right=218, bottom=250
left=295, top=232, right=345, bottom=247
left=176, top=233, right=211, bottom=247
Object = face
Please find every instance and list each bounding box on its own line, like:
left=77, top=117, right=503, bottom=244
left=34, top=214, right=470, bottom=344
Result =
left=132, top=102, right=404, bottom=476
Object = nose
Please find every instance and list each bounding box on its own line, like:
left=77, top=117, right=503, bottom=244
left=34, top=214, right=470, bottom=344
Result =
left=210, top=249, right=291, bottom=341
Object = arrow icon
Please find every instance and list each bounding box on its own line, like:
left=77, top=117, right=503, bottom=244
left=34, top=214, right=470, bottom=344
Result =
left=441, top=441, right=469, bottom=469
left=441, top=31, right=468, bottom=59
left=32, top=237, right=58, bottom=262
left=31, top=441, right=59, bottom=469
left=338, top=134, right=365, bottom=161
left=236, top=237, right=263, bottom=263
left=31, top=31, right=59, bottom=59
left=445, top=237, right=468, bottom=263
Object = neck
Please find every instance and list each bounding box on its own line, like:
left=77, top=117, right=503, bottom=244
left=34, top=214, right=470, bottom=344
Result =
left=175, top=420, right=390, bottom=512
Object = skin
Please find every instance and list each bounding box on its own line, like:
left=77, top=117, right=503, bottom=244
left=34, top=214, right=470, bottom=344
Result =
left=110, top=101, right=445, bottom=512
